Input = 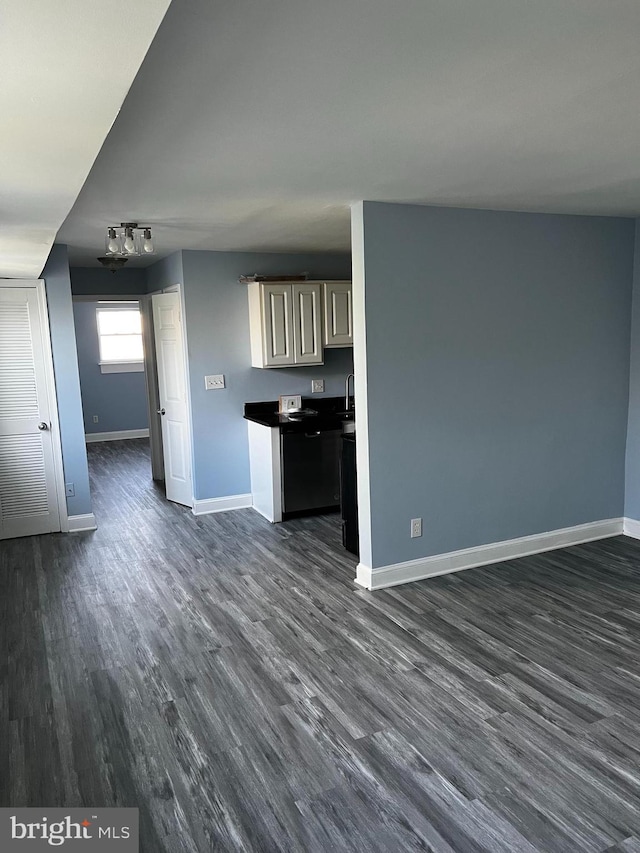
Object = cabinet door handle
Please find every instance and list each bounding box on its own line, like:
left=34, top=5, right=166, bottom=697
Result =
left=305, top=431, right=321, bottom=437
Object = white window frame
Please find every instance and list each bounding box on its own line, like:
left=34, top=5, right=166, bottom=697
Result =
left=96, top=301, right=144, bottom=374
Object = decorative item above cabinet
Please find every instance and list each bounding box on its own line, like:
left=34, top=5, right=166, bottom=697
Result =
left=248, top=280, right=352, bottom=369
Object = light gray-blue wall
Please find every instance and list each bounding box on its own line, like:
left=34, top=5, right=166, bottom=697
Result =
left=72, top=301, right=149, bottom=435
left=355, top=202, right=635, bottom=569
left=146, top=251, right=184, bottom=294
left=179, top=250, right=353, bottom=500
left=41, top=246, right=92, bottom=517
left=625, top=220, right=640, bottom=519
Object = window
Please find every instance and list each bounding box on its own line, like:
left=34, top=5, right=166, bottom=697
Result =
left=96, top=303, right=144, bottom=373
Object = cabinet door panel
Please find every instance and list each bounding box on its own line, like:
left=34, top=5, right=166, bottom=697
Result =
left=293, top=283, right=322, bottom=364
left=323, top=281, right=353, bottom=347
left=263, top=284, right=294, bottom=366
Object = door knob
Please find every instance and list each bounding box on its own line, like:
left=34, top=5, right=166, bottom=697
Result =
left=157, top=408, right=166, bottom=415
left=38, top=422, right=49, bottom=431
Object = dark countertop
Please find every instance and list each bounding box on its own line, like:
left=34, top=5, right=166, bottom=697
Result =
left=244, top=396, right=354, bottom=433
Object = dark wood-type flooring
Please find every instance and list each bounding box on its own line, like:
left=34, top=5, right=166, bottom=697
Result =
left=4, top=439, right=640, bottom=851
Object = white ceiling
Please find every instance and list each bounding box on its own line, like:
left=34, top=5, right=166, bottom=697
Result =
left=58, top=0, right=640, bottom=267
left=0, top=0, right=172, bottom=277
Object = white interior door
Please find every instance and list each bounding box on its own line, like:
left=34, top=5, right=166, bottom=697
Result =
left=0, top=282, right=63, bottom=539
left=141, top=296, right=165, bottom=482
left=152, top=292, right=192, bottom=507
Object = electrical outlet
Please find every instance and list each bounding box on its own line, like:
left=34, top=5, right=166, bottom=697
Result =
left=411, top=517, right=422, bottom=538
left=205, top=374, right=225, bottom=390
left=311, top=379, right=325, bottom=393
left=92, top=415, right=99, bottom=423
left=65, top=483, right=75, bottom=497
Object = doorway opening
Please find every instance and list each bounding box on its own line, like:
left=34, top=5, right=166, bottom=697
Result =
left=72, top=284, right=193, bottom=523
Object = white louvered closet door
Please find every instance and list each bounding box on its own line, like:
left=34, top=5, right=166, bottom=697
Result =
left=0, top=285, right=61, bottom=539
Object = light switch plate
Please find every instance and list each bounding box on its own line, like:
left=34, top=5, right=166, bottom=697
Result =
left=205, top=374, right=225, bottom=390
left=279, top=394, right=302, bottom=412
left=311, top=379, right=325, bottom=393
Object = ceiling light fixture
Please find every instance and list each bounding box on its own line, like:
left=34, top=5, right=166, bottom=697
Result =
left=107, top=227, right=120, bottom=254
left=142, top=228, right=154, bottom=254
left=97, top=256, right=129, bottom=273
left=104, top=222, right=156, bottom=257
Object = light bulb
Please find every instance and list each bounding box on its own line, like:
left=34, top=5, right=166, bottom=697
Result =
left=107, top=228, right=119, bottom=254
left=142, top=229, right=154, bottom=253
left=123, top=228, right=135, bottom=254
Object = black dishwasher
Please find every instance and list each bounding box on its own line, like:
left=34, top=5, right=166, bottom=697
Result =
left=280, top=429, right=341, bottom=518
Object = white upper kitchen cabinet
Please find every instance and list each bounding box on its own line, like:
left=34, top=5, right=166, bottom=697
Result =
left=248, top=281, right=323, bottom=368
left=292, top=283, right=323, bottom=364
left=322, top=280, right=353, bottom=348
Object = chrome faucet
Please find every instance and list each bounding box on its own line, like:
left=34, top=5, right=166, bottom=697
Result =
left=345, top=373, right=355, bottom=412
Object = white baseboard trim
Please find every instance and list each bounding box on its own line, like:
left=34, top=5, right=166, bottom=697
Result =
left=67, top=513, right=97, bottom=533
left=192, top=494, right=253, bottom=516
left=356, top=517, right=624, bottom=590
left=623, top=517, right=640, bottom=539
left=85, top=429, right=149, bottom=443
left=251, top=504, right=278, bottom=523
